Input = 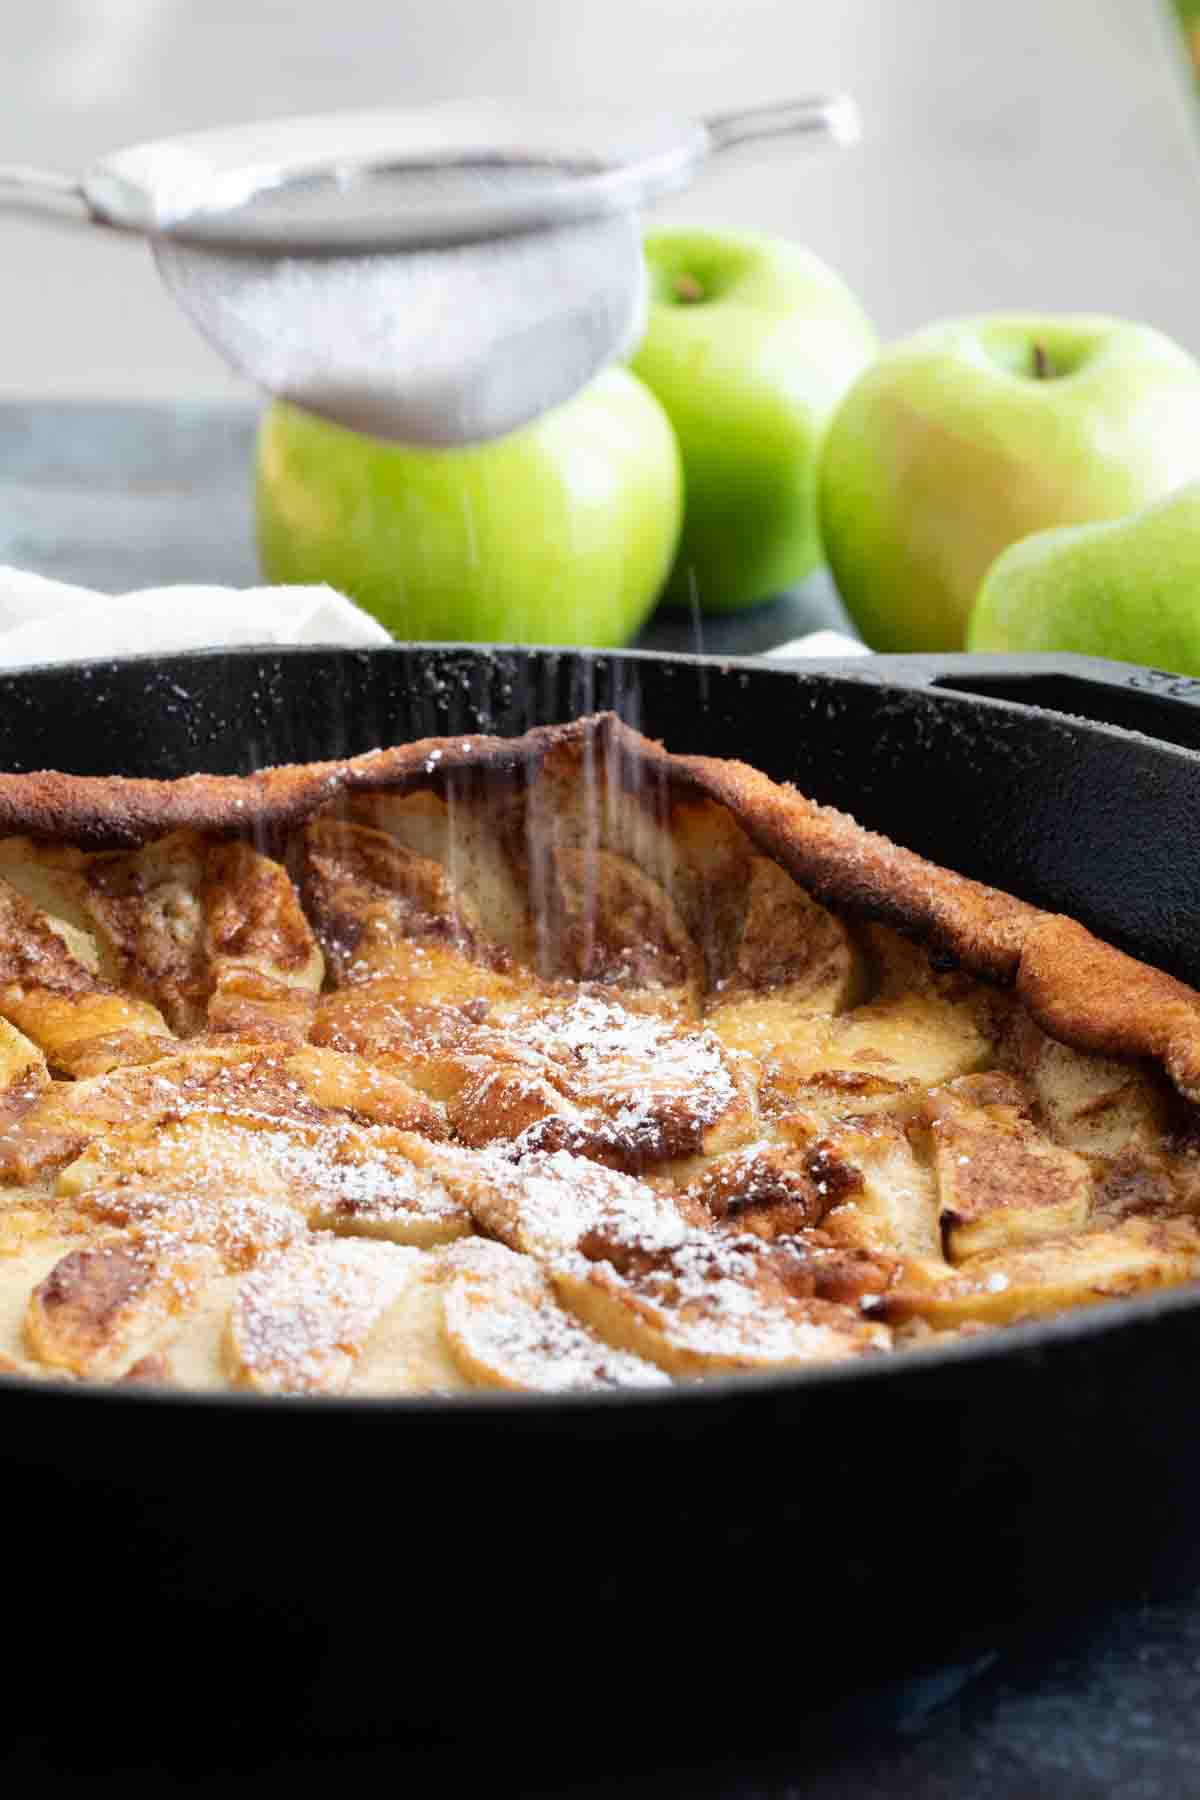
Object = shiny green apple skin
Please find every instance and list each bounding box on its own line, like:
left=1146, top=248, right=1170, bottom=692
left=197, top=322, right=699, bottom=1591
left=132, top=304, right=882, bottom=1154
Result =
left=629, top=229, right=876, bottom=615
left=256, top=367, right=682, bottom=648
left=819, top=315, right=1200, bottom=653
left=968, top=479, right=1200, bottom=672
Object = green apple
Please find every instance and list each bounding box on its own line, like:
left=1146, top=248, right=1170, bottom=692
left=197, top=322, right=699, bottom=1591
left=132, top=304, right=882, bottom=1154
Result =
left=968, top=479, right=1200, bottom=671
left=819, top=314, right=1200, bottom=653
left=255, top=365, right=682, bottom=647
left=629, top=229, right=876, bottom=614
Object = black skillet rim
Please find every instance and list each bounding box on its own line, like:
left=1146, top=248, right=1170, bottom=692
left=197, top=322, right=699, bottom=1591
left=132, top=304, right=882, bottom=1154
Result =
left=1, top=638, right=1196, bottom=1422
left=1, top=638, right=1198, bottom=756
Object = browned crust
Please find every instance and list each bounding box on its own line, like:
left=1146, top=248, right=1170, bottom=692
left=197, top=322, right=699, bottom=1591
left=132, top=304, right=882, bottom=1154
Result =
left=1, top=712, right=1198, bottom=1103
left=0, top=733, right=553, bottom=849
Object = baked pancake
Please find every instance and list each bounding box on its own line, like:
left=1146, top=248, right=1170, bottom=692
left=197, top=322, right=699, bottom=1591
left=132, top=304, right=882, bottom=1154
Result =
left=0, top=710, right=1199, bottom=1395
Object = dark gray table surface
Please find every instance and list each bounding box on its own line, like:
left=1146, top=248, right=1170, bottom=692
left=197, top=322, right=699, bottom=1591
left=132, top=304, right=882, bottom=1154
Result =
left=1, top=401, right=1198, bottom=1798
left=8, top=1604, right=1200, bottom=1798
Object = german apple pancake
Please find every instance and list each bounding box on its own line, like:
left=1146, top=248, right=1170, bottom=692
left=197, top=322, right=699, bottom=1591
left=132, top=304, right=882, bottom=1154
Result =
left=0, top=709, right=1198, bottom=1397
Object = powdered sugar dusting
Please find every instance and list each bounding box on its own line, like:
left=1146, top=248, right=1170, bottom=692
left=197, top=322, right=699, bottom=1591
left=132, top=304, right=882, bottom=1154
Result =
left=232, top=1237, right=425, bottom=1393
left=495, top=994, right=745, bottom=1162
left=440, top=1146, right=883, bottom=1369
left=521, top=994, right=735, bottom=1116
left=79, top=1184, right=308, bottom=1271
left=443, top=1240, right=668, bottom=1392
left=457, top=1144, right=691, bottom=1259
left=75, top=1047, right=471, bottom=1236
left=251, top=1123, right=468, bottom=1229
left=570, top=1233, right=859, bottom=1367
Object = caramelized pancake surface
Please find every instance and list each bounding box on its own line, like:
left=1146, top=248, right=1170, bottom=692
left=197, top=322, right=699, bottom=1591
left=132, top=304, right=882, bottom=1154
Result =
left=1, top=713, right=1199, bottom=1396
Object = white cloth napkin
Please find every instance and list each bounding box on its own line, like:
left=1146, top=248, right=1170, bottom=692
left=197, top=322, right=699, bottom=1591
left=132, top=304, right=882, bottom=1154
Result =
left=0, top=566, right=867, bottom=668
left=764, top=630, right=869, bottom=659
left=0, top=567, right=391, bottom=669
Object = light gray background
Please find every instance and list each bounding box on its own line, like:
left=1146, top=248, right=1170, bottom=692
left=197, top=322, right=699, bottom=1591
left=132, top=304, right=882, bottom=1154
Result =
left=3, top=0, right=1200, bottom=406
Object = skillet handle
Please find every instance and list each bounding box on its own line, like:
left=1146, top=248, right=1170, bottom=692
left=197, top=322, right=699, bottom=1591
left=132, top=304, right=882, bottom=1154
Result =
left=855, top=651, right=1200, bottom=756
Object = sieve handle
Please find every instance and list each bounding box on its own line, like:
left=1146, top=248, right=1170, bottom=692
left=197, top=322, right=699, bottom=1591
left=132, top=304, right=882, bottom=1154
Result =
left=705, top=95, right=861, bottom=154
left=0, top=96, right=863, bottom=254
left=0, top=164, right=98, bottom=228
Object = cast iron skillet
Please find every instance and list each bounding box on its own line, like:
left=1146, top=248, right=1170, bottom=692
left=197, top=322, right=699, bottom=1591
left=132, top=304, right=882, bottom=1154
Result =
left=4, top=643, right=1200, bottom=1744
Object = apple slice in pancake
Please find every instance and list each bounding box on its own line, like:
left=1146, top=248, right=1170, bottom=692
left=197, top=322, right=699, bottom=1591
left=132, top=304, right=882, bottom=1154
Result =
left=0, top=831, right=324, bottom=1048
left=78, top=832, right=325, bottom=1043
left=0, top=874, right=174, bottom=1076
left=41, top=1189, right=305, bottom=1389
left=523, top=738, right=760, bottom=989
left=347, top=1259, right=472, bottom=1396
left=539, top=844, right=703, bottom=1017
left=0, top=1052, right=278, bottom=1186
left=515, top=994, right=759, bottom=1157
left=0, top=1149, right=81, bottom=1372
left=201, top=839, right=324, bottom=1042
left=665, top=1140, right=844, bottom=1242
left=118, top=1275, right=245, bottom=1391
left=69, top=832, right=210, bottom=1035
left=315, top=994, right=585, bottom=1143
left=815, top=1115, right=942, bottom=1264
left=0, top=1039, right=439, bottom=1187
left=58, top=1114, right=289, bottom=1203
left=229, top=1237, right=444, bottom=1395
left=1004, top=1012, right=1169, bottom=1156
left=303, top=814, right=753, bottom=1168
left=0, top=1227, right=78, bottom=1364
left=749, top=989, right=993, bottom=1097
left=345, top=784, right=532, bottom=963
left=444, top=1052, right=589, bottom=1150
left=0, top=1016, right=47, bottom=1133
left=448, top=1145, right=888, bottom=1374
left=705, top=856, right=866, bottom=1050
left=0, top=1347, right=66, bottom=1380
left=441, top=1237, right=669, bottom=1392
left=874, top=1216, right=1200, bottom=1330
left=711, top=920, right=994, bottom=1105
left=0, top=837, right=120, bottom=975
left=315, top=995, right=595, bottom=1145
left=275, top=1044, right=445, bottom=1134
left=0, top=1189, right=69, bottom=1257
left=301, top=818, right=524, bottom=1001
left=50, top=1184, right=344, bottom=1392
left=492, top=993, right=760, bottom=1168
left=27, top=1235, right=223, bottom=1378
left=919, top=1076, right=1092, bottom=1262
left=58, top=1111, right=470, bottom=1251
left=74, top=1181, right=306, bottom=1264
left=318, top=976, right=759, bottom=1172
left=307, top=1137, right=474, bottom=1248
left=303, top=820, right=550, bottom=1106
left=0, top=1044, right=283, bottom=1183
left=552, top=1224, right=888, bottom=1376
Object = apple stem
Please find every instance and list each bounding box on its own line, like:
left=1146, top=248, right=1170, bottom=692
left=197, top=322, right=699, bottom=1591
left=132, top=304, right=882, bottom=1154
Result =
left=672, top=273, right=705, bottom=304
left=1032, top=342, right=1054, bottom=379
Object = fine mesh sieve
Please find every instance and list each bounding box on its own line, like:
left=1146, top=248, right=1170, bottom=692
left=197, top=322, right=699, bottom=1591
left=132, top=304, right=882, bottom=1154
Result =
left=1, top=98, right=859, bottom=445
